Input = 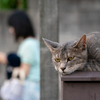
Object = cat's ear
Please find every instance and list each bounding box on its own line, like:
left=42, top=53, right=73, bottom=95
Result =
left=42, top=38, right=59, bottom=52
left=74, top=35, right=86, bottom=50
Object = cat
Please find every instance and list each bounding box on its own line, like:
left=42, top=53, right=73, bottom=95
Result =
left=43, top=32, right=100, bottom=74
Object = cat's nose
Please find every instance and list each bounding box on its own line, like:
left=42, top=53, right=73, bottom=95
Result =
left=61, top=67, right=66, bottom=71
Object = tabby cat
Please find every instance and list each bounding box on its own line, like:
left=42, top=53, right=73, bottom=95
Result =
left=43, top=32, right=100, bottom=74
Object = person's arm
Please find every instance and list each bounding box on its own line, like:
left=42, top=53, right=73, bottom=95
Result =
left=18, top=42, right=36, bottom=78
left=0, top=52, right=7, bottom=64
left=19, top=63, right=30, bottom=77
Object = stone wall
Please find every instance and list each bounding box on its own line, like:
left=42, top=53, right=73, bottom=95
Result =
left=59, top=0, right=100, bottom=43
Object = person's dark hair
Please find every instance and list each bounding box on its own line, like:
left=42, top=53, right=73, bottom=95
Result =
left=8, top=10, right=35, bottom=41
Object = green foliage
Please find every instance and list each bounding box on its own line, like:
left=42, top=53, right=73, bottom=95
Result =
left=17, top=0, right=27, bottom=9
left=0, top=0, right=27, bottom=10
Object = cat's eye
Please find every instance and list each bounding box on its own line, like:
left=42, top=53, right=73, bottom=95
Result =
left=55, top=58, right=60, bottom=62
left=68, top=57, right=74, bottom=61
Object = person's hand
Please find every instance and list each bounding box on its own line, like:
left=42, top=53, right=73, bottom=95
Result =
left=0, top=52, right=7, bottom=64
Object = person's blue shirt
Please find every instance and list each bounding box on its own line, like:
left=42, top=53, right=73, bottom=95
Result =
left=17, top=37, right=40, bottom=82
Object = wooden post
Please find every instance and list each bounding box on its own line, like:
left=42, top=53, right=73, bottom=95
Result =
left=61, top=72, right=100, bottom=100
left=39, top=0, right=59, bottom=100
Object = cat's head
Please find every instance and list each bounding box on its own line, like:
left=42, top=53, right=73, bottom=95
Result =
left=43, top=35, right=88, bottom=74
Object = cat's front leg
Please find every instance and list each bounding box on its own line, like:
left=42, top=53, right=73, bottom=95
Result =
left=64, top=63, right=85, bottom=74
left=77, top=65, right=85, bottom=70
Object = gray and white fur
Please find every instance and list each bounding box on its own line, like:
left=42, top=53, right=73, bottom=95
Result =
left=43, top=32, right=100, bottom=74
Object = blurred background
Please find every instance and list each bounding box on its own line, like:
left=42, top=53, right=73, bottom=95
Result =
left=60, top=0, right=100, bottom=43
left=0, top=0, right=39, bottom=89
left=0, top=0, right=100, bottom=100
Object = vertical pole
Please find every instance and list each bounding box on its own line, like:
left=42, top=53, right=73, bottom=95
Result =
left=39, top=0, right=59, bottom=100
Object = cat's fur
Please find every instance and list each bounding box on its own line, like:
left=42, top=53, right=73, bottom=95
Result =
left=43, top=32, right=100, bottom=74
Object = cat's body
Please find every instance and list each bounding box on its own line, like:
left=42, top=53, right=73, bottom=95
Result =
left=43, top=32, right=100, bottom=74
left=83, top=32, right=100, bottom=71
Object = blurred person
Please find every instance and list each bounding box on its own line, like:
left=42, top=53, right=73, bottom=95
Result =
left=0, top=11, right=40, bottom=100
